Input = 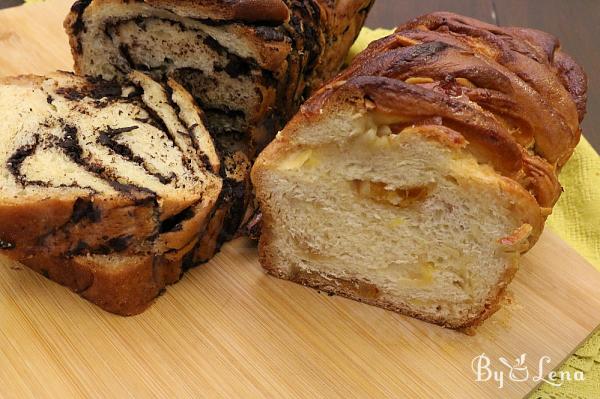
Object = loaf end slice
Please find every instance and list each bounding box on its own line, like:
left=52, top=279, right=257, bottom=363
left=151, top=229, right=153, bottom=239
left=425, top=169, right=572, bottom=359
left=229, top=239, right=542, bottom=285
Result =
left=0, top=71, right=222, bottom=314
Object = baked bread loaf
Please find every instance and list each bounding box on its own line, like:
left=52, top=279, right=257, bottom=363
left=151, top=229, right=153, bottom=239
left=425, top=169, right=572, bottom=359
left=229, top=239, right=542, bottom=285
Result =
left=64, top=0, right=374, bottom=151
left=0, top=71, right=222, bottom=314
left=251, top=13, right=587, bottom=330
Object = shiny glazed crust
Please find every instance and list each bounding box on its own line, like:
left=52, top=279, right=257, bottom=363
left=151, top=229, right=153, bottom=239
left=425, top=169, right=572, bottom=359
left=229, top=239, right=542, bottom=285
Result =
left=323, top=12, right=587, bottom=209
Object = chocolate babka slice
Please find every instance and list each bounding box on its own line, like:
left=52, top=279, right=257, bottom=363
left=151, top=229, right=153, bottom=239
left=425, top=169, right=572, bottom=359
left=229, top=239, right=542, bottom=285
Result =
left=64, top=0, right=374, bottom=151
left=0, top=71, right=222, bottom=314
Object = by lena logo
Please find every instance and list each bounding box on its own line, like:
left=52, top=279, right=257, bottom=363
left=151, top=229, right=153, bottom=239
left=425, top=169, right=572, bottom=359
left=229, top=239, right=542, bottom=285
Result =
left=471, top=353, right=585, bottom=389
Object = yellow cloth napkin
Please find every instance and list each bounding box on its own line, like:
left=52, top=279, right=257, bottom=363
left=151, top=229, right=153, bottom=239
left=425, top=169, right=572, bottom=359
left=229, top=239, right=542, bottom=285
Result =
left=547, top=138, right=600, bottom=267
left=535, top=135, right=600, bottom=399
left=350, top=27, right=600, bottom=399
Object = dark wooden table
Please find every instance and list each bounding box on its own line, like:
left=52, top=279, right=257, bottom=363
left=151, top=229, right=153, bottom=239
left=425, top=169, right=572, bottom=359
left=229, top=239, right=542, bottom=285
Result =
left=0, top=0, right=23, bottom=9
left=366, top=0, right=600, bottom=151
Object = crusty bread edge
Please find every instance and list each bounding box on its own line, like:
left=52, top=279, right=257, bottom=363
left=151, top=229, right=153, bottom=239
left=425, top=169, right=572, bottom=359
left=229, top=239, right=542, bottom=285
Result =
left=258, top=232, right=517, bottom=333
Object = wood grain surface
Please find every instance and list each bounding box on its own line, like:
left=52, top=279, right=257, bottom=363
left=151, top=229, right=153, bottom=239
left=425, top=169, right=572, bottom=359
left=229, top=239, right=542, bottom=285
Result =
left=365, top=0, right=600, bottom=151
left=2, top=232, right=600, bottom=398
left=0, top=1, right=599, bottom=398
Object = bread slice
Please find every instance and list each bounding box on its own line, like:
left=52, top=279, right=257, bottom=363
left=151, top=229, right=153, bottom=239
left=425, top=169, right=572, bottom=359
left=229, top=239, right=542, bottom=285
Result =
left=64, top=0, right=374, bottom=150
left=252, top=14, right=586, bottom=330
left=0, top=71, right=222, bottom=314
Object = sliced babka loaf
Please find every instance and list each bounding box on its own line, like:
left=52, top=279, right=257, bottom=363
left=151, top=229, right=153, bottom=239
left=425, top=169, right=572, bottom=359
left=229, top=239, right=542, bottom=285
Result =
left=64, top=0, right=374, bottom=151
left=0, top=71, right=222, bottom=314
left=63, top=0, right=373, bottom=249
left=251, top=13, right=586, bottom=330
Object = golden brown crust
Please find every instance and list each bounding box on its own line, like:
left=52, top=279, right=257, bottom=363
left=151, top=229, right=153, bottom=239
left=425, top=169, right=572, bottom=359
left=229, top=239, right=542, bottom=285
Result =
left=337, top=40, right=573, bottom=163
left=0, top=197, right=157, bottom=259
left=395, top=13, right=582, bottom=162
left=19, top=254, right=183, bottom=315
left=0, top=199, right=76, bottom=254
left=66, top=0, right=290, bottom=27
left=145, top=0, right=291, bottom=23
left=498, top=25, right=587, bottom=123
left=258, top=226, right=518, bottom=331
left=553, top=51, right=588, bottom=123
left=346, top=77, right=526, bottom=176
left=302, top=75, right=534, bottom=184
left=335, top=12, right=584, bottom=169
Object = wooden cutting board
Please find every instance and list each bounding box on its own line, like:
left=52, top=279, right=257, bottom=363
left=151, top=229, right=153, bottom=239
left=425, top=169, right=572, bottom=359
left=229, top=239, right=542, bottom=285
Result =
left=1, top=1, right=600, bottom=397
